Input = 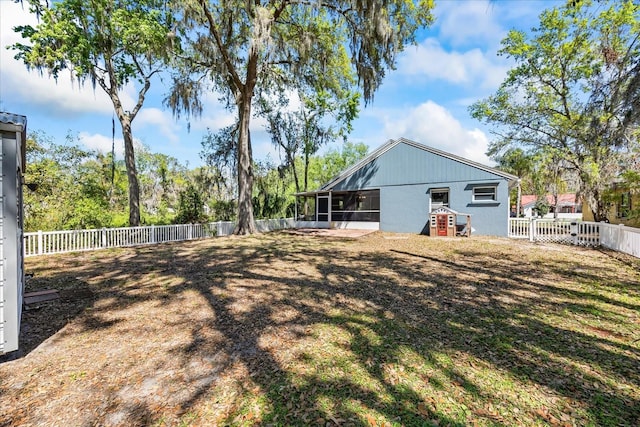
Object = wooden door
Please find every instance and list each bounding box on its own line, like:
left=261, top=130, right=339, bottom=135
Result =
left=436, top=214, right=448, bottom=236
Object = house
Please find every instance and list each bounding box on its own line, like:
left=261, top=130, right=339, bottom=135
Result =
left=520, top=193, right=582, bottom=219
left=296, top=138, right=518, bottom=236
left=0, top=112, right=27, bottom=355
left=582, top=181, right=639, bottom=227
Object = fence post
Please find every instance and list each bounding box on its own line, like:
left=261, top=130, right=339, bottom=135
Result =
left=618, top=224, right=624, bottom=252
left=188, top=224, right=193, bottom=240
left=101, top=228, right=107, bottom=248
left=150, top=225, right=155, bottom=244
left=570, top=221, right=578, bottom=246
left=217, top=221, right=222, bottom=237
left=529, top=219, right=535, bottom=242
left=37, top=230, right=43, bottom=255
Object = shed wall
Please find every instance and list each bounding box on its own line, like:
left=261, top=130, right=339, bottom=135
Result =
left=0, top=127, right=24, bottom=354
left=0, top=137, right=3, bottom=353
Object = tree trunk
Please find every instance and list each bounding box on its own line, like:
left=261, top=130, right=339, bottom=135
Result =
left=120, top=116, right=141, bottom=227
left=587, top=188, right=609, bottom=222
left=303, top=148, right=310, bottom=217
left=290, top=153, right=300, bottom=194
left=303, top=149, right=310, bottom=193
left=516, top=180, right=521, bottom=217
left=234, top=89, right=256, bottom=235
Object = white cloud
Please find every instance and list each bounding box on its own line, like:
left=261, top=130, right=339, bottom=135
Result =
left=434, top=0, right=559, bottom=48
left=435, top=0, right=506, bottom=48
left=0, top=1, right=137, bottom=116
left=397, top=38, right=510, bottom=89
left=135, top=108, right=181, bottom=144
left=380, top=101, right=492, bottom=165
left=193, top=109, right=237, bottom=131
left=77, top=132, right=125, bottom=157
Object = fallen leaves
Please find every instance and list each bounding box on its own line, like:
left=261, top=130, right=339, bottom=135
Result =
left=1, top=233, right=638, bottom=426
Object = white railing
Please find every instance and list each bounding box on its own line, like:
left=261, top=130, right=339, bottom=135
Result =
left=508, top=218, right=640, bottom=258
left=24, top=219, right=296, bottom=257
left=508, top=218, right=532, bottom=239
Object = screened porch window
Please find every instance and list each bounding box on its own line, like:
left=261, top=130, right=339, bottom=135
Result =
left=297, top=196, right=317, bottom=221
left=331, top=190, right=380, bottom=222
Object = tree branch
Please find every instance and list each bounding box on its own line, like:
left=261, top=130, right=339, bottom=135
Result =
left=198, top=0, right=244, bottom=92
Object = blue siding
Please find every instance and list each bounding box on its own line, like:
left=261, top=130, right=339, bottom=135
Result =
left=332, top=142, right=502, bottom=191
left=329, top=140, right=513, bottom=237
left=380, top=185, right=431, bottom=233
left=378, top=181, right=510, bottom=236
left=442, top=181, right=510, bottom=237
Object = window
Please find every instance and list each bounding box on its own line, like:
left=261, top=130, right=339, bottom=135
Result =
left=331, top=190, right=380, bottom=222
left=431, top=189, right=449, bottom=208
left=298, top=196, right=316, bottom=221
left=618, top=192, right=632, bottom=218
left=472, top=186, right=497, bottom=203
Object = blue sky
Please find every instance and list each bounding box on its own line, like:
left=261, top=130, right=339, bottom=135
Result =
left=0, top=0, right=563, bottom=168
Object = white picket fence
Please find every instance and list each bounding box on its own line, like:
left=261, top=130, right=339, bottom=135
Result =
left=23, top=218, right=296, bottom=257
left=23, top=218, right=640, bottom=259
left=598, top=222, right=640, bottom=258
left=508, top=218, right=640, bottom=258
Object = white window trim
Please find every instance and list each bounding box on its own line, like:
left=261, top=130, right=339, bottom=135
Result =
left=472, top=186, right=497, bottom=203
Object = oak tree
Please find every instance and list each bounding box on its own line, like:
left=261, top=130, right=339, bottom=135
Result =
left=471, top=0, right=640, bottom=221
left=166, top=0, right=434, bottom=234
left=13, top=0, right=173, bottom=226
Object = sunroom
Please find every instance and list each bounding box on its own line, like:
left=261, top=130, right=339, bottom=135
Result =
left=295, top=189, right=380, bottom=230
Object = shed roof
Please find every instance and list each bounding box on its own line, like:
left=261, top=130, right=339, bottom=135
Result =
left=320, top=138, right=519, bottom=191
left=0, top=112, right=28, bottom=167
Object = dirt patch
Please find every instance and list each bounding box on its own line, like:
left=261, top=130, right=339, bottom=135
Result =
left=1, top=233, right=639, bottom=426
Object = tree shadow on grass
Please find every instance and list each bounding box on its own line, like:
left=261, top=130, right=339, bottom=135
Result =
left=2, top=233, right=639, bottom=426
left=0, top=277, right=98, bottom=363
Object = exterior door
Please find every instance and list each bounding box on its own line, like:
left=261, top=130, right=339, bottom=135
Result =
left=436, top=214, right=448, bottom=236
left=317, top=196, right=329, bottom=222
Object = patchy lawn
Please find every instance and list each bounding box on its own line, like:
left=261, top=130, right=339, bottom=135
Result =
left=1, top=232, right=639, bottom=427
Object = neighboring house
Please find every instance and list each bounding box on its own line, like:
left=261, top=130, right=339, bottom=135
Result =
left=296, top=138, right=518, bottom=236
left=0, top=112, right=27, bottom=355
left=520, top=193, right=582, bottom=219
left=582, top=181, right=639, bottom=227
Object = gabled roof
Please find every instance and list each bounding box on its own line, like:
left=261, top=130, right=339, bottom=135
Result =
left=320, top=137, right=519, bottom=191
left=521, top=193, right=580, bottom=208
